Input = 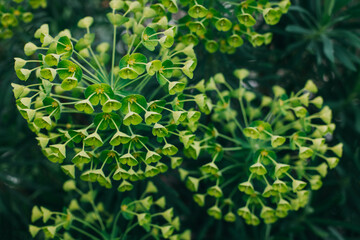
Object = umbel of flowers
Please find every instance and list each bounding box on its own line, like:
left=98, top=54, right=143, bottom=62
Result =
left=13, top=1, right=198, bottom=193
left=179, top=69, right=342, bottom=225
left=177, top=0, right=291, bottom=54
left=0, top=0, right=47, bottom=39
left=29, top=181, right=190, bottom=239
left=11, top=0, right=341, bottom=230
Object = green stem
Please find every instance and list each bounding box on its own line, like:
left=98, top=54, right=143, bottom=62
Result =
left=238, top=79, right=249, bottom=126
left=111, top=11, right=117, bottom=88
left=70, top=226, right=102, bottom=240
left=71, top=55, right=102, bottom=82
left=110, top=208, right=123, bottom=239
left=88, top=182, right=106, bottom=231
left=88, top=47, right=109, bottom=81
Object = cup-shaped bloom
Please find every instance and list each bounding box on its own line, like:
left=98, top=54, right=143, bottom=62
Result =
left=316, top=162, right=328, bottom=177
left=271, top=135, right=286, bottom=148
left=237, top=13, right=256, bottom=27
left=72, top=150, right=91, bottom=164
left=152, top=123, right=168, bottom=137
left=144, top=165, right=160, bottom=178
left=273, top=179, right=288, bottom=193
left=262, top=185, right=276, bottom=198
left=110, top=131, right=131, bottom=146
left=145, top=111, right=162, bottom=125
left=207, top=185, right=223, bottom=198
left=160, top=225, right=175, bottom=239
left=292, top=179, right=307, bottom=192
left=188, top=4, right=208, bottom=18
left=238, top=181, right=254, bottom=195
left=243, top=127, right=260, bottom=139
left=102, top=99, right=122, bottom=113
left=193, top=194, right=206, bottom=207
left=224, top=212, right=236, bottom=222
left=249, top=162, right=267, bottom=175
left=123, top=111, right=143, bottom=126
left=84, top=133, right=103, bottom=147
left=207, top=205, right=222, bottom=220
left=145, top=151, right=161, bottom=164
left=117, top=180, right=133, bottom=192
left=162, top=143, right=178, bottom=156
left=309, top=175, right=323, bottom=190
left=260, top=206, right=276, bottom=219
left=330, top=143, right=343, bottom=157
left=237, top=206, right=251, bottom=220
left=186, top=176, right=200, bottom=192
left=274, top=163, right=290, bottom=177
left=325, top=157, right=339, bottom=169
left=137, top=213, right=151, bottom=226
left=299, top=146, right=314, bottom=159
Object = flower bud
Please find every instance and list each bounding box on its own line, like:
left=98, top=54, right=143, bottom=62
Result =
left=237, top=206, right=251, bottom=220
left=243, top=127, right=260, bottom=139
left=207, top=185, right=223, bottom=198
left=304, top=79, right=318, bottom=93
left=109, top=0, right=124, bottom=10
left=250, top=162, right=267, bottom=175
left=292, top=179, right=307, bottom=192
left=325, top=157, right=339, bottom=169
left=246, top=214, right=260, bottom=226
left=273, top=86, right=285, bottom=97
left=329, top=143, right=343, bottom=157
left=271, top=135, right=286, bottom=148
left=299, top=146, right=313, bottom=159
left=44, top=226, right=56, bottom=238
left=234, top=69, right=249, bottom=81
left=69, top=199, right=80, bottom=211
left=16, top=68, right=31, bottom=81
left=160, top=225, right=175, bottom=239
left=78, top=16, right=94, bottom=28
left=137, top=213, right=151, bottom=226
left=117, top=180, right=133, bottom=192
left=63, top=180, right=76, bottom=192
left=24, top=42, right=37, bottom=56
left=310, top=96, right=323, bottom=108
left=29, top=225, right=40, bottom=238
left=316, top=162, right=328, bottom=177
left=319, top=106, right=332, bottom=124
left=262, top=185, right=276, bottom=197
left=224, top=212, right=236, bottom=222
left=297, top=190, right=310, bottom=207
left=274, top=163, right=290, bottom=177
left=293, top=106, right=307, bottom=118
left=40, top=206, right=52, bottom=223
left=309, top=175, right=323, bottom=190
left=260, top=206, right=276, bottom=219
left=155, top=196, right=166, bottom=209
left=238, top=181, right=254, bottom=195
left=273, top=179, right=288, bottom=193
left=31, top=206, right=43, bottom=223
left=207, top=205, right=222, bottom=220
left=186, top=177, right=200, bottom=192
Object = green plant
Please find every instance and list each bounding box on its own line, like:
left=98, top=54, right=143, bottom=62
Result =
left=30, top=181, right=190, bottom=239
left=179, top=70, right=341, bottom=225
left=177, top=0, right=290, bottom=54
left=0, top=0, right=47, bottom=39
left=9, top=0, right=345, bottom=239
left=13, top=2, right=199, bottom=191
left=285, top=0, right=360, bottom=71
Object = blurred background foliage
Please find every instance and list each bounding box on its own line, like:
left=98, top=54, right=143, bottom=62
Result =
left=0, top=0, right=359, bottom=239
